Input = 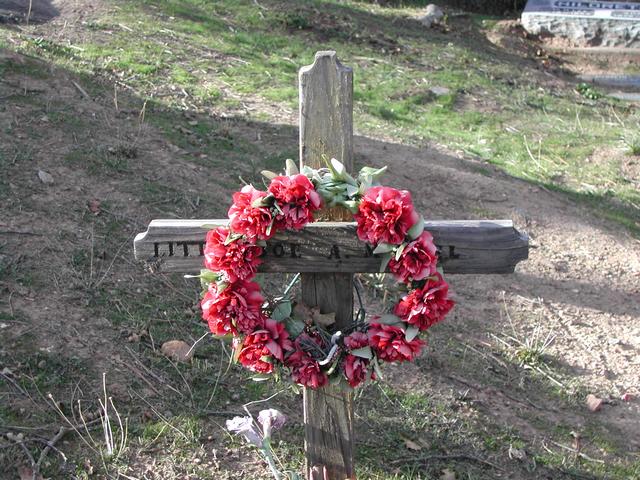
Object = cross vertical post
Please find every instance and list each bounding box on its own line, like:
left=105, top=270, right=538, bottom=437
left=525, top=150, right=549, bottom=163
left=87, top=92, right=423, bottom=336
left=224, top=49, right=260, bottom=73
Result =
left=299, top=51, right=355, bottom=480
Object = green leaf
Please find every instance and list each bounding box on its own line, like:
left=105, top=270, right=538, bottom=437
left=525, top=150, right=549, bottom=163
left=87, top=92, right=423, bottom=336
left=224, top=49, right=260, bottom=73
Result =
left=350, top=346, right=373, bottom=359
left=373, top=242, right=394, bottom=254
left=251, top=374, right=271, bottom=382
left=404, top=325, right=419, bottom=342
left=224, top=231, right=243, bottom=245
left=374, top=314, right=402, bottom=325
left=271, top=300, right=292, bottom=322
left=345, top=184, right=359, bottom=197
left=407, top=215, right=425, bottom=240
left=379, top=252, right=392, bottom=272
left=395, top=242, right=407, bottom=261
left=372, top=358, right=384, bottom=381
left=285, top=158, right=299, bottom=176
left=200, top=269, right=219, bottom=284
left=261, top=170, right=278, bottom=180
left=200, top=223, right=224, bottom=230
left=330, top=158, right=346, bottom=177
left=284, top=317, right=305, bottom=339
left=359, top=165, right=387, bottom=179
left=343, top=200, right=359, bottom=213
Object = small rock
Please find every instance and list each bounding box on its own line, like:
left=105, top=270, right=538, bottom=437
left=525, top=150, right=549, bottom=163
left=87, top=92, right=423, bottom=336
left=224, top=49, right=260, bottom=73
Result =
left=161, top=340, right=194, bottom=363
left=37, top=170, right=54, bottom=184
left=419, top=4, right=444, bottom=28
left=429, top=86, right=451, bottom=96
left=586, top=394, right=603, bottom=412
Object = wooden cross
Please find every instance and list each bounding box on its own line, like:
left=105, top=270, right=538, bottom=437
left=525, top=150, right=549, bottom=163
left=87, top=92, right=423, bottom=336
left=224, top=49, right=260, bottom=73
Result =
left=133, top=51, right=528, bottom=480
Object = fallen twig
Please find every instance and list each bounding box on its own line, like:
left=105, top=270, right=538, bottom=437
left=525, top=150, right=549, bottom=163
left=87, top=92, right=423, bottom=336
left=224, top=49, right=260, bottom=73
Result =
left=390, top=453, right=504, bottom=471
left=71, top=80, right=90, bottom=99
left=35, top=426, right=68, bottom=474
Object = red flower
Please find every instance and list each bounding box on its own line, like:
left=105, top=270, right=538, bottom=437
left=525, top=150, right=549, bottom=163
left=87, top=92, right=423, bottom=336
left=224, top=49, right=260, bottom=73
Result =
left=343, top=355, right=369, bottom=388
left=354, top=186, right=419, bottom=246
left=201, top=280, right=265, bottom=336
left=394, top=273, right=454, bottom=331
left=228, top=185, right=274, bottom=240
left=342, top=331, right=371, bottom=388
left=388, top=231, right=438, bottom=283
left=237, top=319, right=294, bottom=373
left=204, top=227, right=263, bottom=282
left=286, top=348, right=328, bottom=389
left=268, top=174, right=322, bottom=230
left=367, top=322, right=424, bottom=363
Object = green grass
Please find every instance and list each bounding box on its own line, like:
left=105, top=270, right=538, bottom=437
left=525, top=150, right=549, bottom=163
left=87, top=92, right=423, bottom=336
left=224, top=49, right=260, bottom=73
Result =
left=2, top=0, right=636, bottom=233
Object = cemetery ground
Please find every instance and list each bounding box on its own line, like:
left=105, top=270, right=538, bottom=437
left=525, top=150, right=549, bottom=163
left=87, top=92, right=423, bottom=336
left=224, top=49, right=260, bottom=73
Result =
left=0, top=1, right=639, bottom=478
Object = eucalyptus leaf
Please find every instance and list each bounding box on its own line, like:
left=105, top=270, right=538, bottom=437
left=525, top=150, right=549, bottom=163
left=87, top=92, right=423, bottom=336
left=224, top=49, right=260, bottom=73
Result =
left=330, top=158, right=346, bottom=177
left=350, top=346, right=373, bottom=359
left=404, top=325, right=420, bottom=342
left=407, top=215, right=425, bottom=240
left=284, top=317, right=305, bottom=339
left=395, top=242, right=407, bottom=261
left=379, top=252, right=392, bottom=273
left=373, top=242, right=394, bottom=254
left=200, top=223, right=224, bottom=230
left=285, top=158, right=299, bottom=176
left=374, top=314, right=402, bottom=325
left=345, top=184, right=359, bottom=197
left=261, top=170, right=278, bottom=180
left=372, top=358, right=384, bottom=381
left=251, top=374, right=271, bottom=382
left=271, top=300, right=292, bottom=322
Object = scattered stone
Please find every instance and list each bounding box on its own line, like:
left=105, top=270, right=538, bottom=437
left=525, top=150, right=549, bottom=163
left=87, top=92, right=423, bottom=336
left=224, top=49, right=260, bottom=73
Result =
left=429, top=86, right=451, bottom=96
left=419, top=4, right=444, bottom=28
left=37, top=169, right=54, bottom=184
left=508, top=444, right=527, bottom=461
left=522, top=0, right=640, bottom=48
left=586, top=393, right=603, bottom=412
left=161, top=339, right=194, bottom=363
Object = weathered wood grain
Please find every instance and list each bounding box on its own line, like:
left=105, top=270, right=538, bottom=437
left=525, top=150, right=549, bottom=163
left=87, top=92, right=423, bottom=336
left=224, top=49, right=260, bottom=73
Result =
left=299, top=50, right=355, bottom=480
left=133, top=219, right=529, bottom=275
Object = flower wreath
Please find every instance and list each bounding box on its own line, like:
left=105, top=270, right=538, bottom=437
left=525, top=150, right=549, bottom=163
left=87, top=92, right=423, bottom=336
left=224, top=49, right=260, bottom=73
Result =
left=197, top=159, right=454, bottom=389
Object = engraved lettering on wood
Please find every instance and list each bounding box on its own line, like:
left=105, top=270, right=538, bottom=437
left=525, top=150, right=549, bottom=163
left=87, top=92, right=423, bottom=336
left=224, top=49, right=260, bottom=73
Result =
left=133, top=220, right=529, bottom=275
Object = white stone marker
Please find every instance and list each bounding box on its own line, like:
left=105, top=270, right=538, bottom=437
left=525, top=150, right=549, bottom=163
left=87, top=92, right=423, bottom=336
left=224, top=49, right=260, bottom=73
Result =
left=522, top=0, right=640, bottom=47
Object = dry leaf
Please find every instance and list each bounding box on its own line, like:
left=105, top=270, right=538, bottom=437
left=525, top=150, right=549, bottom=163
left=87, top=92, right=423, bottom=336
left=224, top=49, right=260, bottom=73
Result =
left=37, top=170, right=54, bottom=184
left=161, top=340, right=194, bottom=363
left=621, top=392, right=633, bottom=402
left=311, top=307, right=335, bottom=328
left=440, top=468, right=456, bottom=480
left=586, top=394, right=603, bottom=412
left=87, top=199, right=101, bottom=215
left=402, top=437, right=422, bottom=451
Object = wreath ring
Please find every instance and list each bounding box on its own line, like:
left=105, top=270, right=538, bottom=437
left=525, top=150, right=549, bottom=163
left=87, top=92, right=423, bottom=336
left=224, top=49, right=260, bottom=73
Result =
left=197, top=158, right=454, bottom=389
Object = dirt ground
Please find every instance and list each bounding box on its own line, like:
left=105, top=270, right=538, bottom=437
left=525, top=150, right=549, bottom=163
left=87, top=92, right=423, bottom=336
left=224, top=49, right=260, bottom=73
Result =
left=1, top=1, right=639, bottom=479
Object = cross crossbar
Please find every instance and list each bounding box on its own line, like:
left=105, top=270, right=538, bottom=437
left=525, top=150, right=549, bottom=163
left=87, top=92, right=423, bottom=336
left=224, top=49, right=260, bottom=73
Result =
left=134, top=218, right=528, bottom=275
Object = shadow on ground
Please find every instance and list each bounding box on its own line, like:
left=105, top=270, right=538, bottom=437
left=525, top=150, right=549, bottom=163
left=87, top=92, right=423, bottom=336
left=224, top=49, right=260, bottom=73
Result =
left=1, top=43, right=638, bottom=480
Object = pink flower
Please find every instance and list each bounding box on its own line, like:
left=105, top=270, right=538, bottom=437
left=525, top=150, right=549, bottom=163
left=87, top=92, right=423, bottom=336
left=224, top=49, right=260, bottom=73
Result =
left=228, top=185, right=274, bottom=240
left=286, top=348, right=328, bottom=389
left=394, top=273, right=454, bottom=331
left=268, top=174, right=322, bottom=230
left=367, top=322, right=424, bottom=363
left=354, top=186, right=419, bottom=246
left=237, top=319, right=294, bottom=373
left=201, top=280, right=265, bottom=336
left=204, top=227, right=263, bottom=282
left=388, top=231, right=438, bottom=283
